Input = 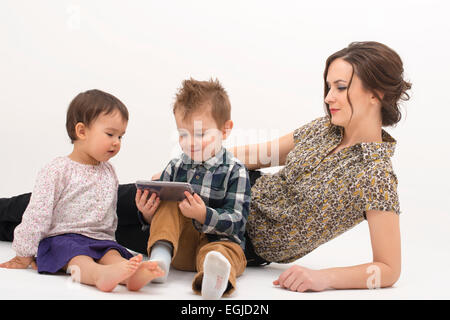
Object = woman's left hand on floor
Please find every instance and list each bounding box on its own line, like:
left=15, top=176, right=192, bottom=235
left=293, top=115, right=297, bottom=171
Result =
left=273, top=265, right=331, bottom=292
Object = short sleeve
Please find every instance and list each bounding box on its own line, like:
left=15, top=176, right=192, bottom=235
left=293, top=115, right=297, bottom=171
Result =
left=362, top=165, right=401, bottom=216
left=293, top=116, right=329, bottom=145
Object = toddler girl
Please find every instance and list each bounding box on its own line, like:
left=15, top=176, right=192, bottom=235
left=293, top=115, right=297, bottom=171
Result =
left=0, top=89, right=163, bottom=292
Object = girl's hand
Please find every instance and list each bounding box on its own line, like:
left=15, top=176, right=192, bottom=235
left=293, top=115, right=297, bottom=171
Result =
left=135, top=189, right=160, bottom=224
left=0, top=256, right=37, bottom=270
left=273, top=265, right=331, bottom=293
left=178, top=192, right=206, bottom=224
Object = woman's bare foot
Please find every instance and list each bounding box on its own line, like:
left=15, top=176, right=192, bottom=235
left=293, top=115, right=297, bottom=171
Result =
left=127, top=260, right=165, bottom=291
left=95, top=255, right=142, bottom=292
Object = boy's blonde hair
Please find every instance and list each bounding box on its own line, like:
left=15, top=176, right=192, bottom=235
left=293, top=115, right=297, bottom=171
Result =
left=173, top=78, right=231, bottom=128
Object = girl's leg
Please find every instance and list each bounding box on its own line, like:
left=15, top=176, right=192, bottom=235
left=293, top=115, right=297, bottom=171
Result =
left=97, top=249, right=132, bottom=265
left=126, top=259, right=165, bottom=291
left=67, top=254, right=140, bottom=292
left=97, top=249, right=140, bottom=285
left=98, top=249, right=165, bottom=291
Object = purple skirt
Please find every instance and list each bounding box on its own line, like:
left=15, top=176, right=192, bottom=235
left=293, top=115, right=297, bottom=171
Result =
left=36, top=233, right=134, bottom=274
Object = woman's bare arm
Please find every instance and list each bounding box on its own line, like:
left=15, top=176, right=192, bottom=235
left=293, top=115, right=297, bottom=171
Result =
left=229, top=132, right=295, bottom=170
left=324, top=210, right=401, bottom=289
left=274, top=210, right=401, bottom=292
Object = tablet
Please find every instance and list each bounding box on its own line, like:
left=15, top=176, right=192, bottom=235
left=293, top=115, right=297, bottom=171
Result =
left=135, top=180, right=194, bottom=202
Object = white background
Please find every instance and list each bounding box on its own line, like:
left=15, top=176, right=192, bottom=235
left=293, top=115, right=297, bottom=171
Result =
left=1, top=0, right=449, bottom=299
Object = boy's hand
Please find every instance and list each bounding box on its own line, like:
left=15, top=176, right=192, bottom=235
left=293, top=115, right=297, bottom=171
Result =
left=0, top=256, right=37, bottom=270
left=179, top=192, right=206, bottom=224
left=135, top=189, right=161, bottom=223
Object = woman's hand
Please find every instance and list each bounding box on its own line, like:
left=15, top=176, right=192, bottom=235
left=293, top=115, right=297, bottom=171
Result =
left=0, top=256, right=37, bottom=270
left=151, top=171, right=162, bottom=181
left=273, top=265, right=331, bottom=293
left=135, top=189, right=160, bottom=223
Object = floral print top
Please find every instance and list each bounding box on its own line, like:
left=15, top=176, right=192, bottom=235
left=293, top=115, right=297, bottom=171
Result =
left=247, top=116, right=400, bottom=263
left=12, top=157, right=119, bottom=257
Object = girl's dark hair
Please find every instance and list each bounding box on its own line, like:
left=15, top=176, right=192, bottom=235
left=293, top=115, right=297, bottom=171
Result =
left=323, top=41, right=412, bottom=127
left=66, top=89, right=129, bottom=143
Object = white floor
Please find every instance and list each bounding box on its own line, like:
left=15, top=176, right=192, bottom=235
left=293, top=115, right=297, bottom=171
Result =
left=1, top=213, right=449, bottom=300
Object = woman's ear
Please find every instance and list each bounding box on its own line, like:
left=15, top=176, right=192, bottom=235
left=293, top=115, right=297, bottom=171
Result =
left=74, top=122, right=88, bottom=141
left=221, top=120, right=233, bottom=140
left=371, top=90, right=384, bottom=105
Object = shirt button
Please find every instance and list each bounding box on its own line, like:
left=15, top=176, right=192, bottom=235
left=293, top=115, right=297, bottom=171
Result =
left=196, top=175, right=200, bottom=179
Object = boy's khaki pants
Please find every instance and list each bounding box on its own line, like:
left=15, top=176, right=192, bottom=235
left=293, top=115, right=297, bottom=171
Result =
left=147, top=201, right=247, bottom=296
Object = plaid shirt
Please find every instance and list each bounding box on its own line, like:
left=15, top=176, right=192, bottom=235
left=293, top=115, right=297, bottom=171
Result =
left=158, top=147, right=251, bottom=249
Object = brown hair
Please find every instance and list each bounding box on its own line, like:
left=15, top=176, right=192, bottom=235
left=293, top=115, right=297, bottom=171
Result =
left=323, top=41, right=412, bottom=127
left=173, top=78, right=231, bottom=128
left=66, top=89, right=129, bottom=143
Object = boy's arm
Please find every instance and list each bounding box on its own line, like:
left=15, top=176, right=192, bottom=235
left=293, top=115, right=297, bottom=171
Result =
left=193, top=165, right=251, bottom=244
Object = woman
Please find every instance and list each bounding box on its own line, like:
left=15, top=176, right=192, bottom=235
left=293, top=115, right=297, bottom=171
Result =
left=233, top=41, right=411, bottom=292
left=0, top=41, right=411, bottom=293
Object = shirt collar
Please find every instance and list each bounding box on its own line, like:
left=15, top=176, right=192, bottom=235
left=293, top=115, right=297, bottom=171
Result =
left=332, top=124, right=397, bottom=160
left=180, top=147, right=226, bottom=170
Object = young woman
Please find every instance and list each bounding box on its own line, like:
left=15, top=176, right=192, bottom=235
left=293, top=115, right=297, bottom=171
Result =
left=235, top=41, right=411, bottom=292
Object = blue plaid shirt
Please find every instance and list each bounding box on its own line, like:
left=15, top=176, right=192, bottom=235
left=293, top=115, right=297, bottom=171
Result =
left=143, top=148, right=251, bottom=249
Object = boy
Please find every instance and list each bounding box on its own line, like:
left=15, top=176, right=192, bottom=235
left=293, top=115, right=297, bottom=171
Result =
left=136, top=78, right=250, bottom=299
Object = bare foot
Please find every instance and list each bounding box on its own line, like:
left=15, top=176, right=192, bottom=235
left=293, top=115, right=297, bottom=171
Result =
left=127, top=260, right=165, bottom=291
left=96, top=255, right=141, bottom=292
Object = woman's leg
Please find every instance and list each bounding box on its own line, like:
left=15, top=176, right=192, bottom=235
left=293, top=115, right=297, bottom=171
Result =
left=0, top=184, right=149, bottom=253
left=115, top=184, right=150, bottom=254
left=0, top=175, right=265, bottom=261
left=0, top=193, right=31, bottom=241
left=244, top=170, right=271, bottom=266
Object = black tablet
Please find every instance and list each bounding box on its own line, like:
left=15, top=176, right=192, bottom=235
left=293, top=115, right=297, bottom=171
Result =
left=135, top=180, right=194, bottom=201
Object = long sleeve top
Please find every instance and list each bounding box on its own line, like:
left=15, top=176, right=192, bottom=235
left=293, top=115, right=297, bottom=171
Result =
left=12, top=156, right=119, bottom=257
left=139, top=148, right=251, bottom=249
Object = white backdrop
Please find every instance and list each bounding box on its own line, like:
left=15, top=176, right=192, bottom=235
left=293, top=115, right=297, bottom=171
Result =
left=1, top=0, right=450, bottom=297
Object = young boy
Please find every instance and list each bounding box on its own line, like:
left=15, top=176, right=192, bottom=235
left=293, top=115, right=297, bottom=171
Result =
left=135, top=78, right=251, bottom=299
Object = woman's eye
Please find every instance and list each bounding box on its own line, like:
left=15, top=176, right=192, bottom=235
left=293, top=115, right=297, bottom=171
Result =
left=337, top=86, right=347, bottom=91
